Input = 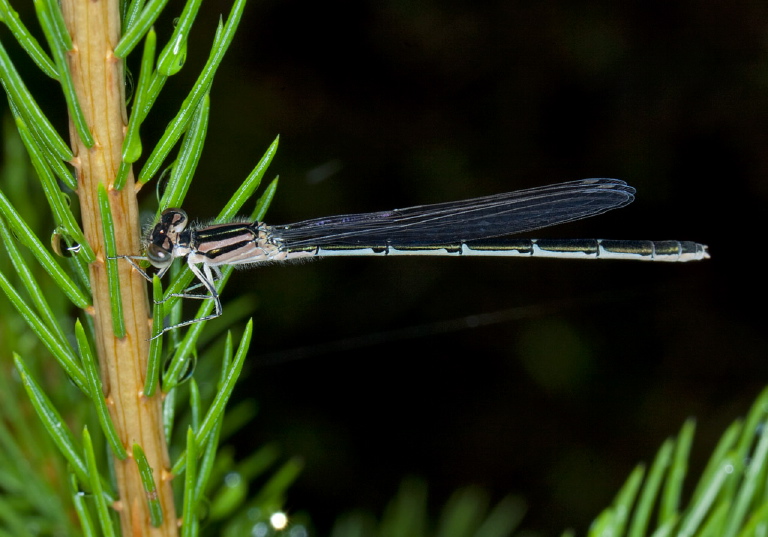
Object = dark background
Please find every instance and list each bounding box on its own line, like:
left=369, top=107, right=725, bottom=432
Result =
left=8, top=0, right=768, bottom=534
left=147, top=0, right=763, bottom=534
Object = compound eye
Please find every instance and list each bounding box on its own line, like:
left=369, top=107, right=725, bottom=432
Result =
left=147, top=242, right=173, bottom=268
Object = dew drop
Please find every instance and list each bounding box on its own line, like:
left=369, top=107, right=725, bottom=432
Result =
left=162, top=352, right=197, bottom=385
left=51, top=229, right=82, bottom=257
left=125, top=67, right=135, bottom=106
left=155, top=166, right=173, bottom=203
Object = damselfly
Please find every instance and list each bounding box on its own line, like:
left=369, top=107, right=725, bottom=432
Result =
left=120, top=178, right=709, bottom=336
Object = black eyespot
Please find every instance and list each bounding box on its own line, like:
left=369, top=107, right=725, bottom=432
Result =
left=160, top=208, right=188, bottom=233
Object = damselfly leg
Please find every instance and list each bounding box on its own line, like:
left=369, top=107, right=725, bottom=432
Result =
left=114, top=251, right=224, bottom=339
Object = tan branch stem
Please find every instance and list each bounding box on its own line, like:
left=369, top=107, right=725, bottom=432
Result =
left=60, top=0, right=178, bottom=535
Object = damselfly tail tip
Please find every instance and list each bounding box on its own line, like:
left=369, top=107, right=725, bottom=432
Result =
left=680, top=241, right=710, bottom=261
left=685, top=242, right=710, bottom=261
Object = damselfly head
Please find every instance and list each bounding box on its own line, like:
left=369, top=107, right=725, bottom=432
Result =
left=145, top=209, right=189, bottom=268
